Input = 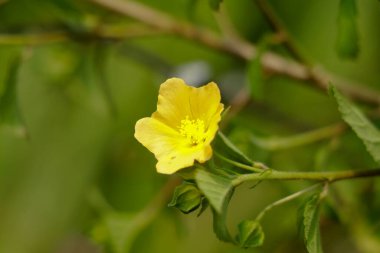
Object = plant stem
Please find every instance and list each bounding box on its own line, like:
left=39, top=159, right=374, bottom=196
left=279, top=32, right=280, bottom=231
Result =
left=232, top=168, right=380, bottom=186
left=250, top=123, right=346, bottom=151
left=214, top=151, right=263, bottom=173
left=256, top=183, right=321, bottom=221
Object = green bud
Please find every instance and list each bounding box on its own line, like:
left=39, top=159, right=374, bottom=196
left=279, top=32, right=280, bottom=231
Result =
left=168, top=182, right=202, bottom=214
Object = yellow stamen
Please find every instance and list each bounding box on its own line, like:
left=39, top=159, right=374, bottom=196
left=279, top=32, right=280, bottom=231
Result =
left=179, top=116, right=206, bottom=145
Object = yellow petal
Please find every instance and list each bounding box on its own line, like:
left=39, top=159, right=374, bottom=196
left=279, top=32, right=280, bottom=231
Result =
left=134, top=117, right=182, bottom=160
left=152, top=78, right=223, bottom=130
left=204, top=103, right=224, bottom=145
left=135, top=117, right=214, bottom=174
left=187, top=81, right=223, bottom=129
left=152, top=78, right=193, bottom=129
left=135, top=78, right=224, bottom=174
left=157, top=145, right=213, bottom=174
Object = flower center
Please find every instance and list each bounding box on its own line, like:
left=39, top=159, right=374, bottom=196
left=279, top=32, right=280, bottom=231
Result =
left=179, top=116, right=206, bottom=145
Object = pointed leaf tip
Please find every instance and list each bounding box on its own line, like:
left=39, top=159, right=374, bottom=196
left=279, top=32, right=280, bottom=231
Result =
left=301, top=193, right=324, bottom=253
left=236, top=220, right=265, bottom=248
left=331, top=86, right=380, bottom=164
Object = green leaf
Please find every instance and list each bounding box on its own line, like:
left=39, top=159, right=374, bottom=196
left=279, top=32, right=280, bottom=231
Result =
left=195, top=168, right=233, bottom=213
left=209, top=0, right=223, bottom=11
left=197, top=197, right=209, bottom=217
left=195, top=168, right=234, bottom=242
left=168, top=182, right=202, bottom=214
left=236, top=220, right=265, bottom=248
left=330, top=85, right=380, bottom=164
left=336, top=0, right=359, bottom=59
left=177, top=167, right=197, bottom=180
left=302, top=193, right=324, bottom=253
left=211, top=188, right=234, bottom=242
left=215, top=131, right=253, bottom=165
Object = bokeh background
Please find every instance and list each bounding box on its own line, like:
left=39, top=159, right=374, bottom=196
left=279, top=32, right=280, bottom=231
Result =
left=0, top=0, right=380, bottom=252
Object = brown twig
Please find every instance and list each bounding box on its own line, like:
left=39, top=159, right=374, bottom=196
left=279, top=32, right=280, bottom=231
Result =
left=88, top=0, right=255, bottom=58
left=87, top=0, right=380, bottom=107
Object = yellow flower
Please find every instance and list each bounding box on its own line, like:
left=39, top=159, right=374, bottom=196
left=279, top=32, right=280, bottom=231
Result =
left=134, top=78, right=224, bottom=174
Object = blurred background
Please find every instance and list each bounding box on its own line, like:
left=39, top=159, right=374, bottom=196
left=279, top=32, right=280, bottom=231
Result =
left=0, top=0, right=380, bottom=252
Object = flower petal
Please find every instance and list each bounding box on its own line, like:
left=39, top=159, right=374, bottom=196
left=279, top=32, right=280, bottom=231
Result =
left=135, top=117, right=214, bottom=174
left=135, top=78, right=224, bottom=174
left=134, top=117, right=183, bottom=160
left=188, top=81, right=223, bottom=129
left=152, top=78, right=223, bottom=130
left=156, top=145, right=213, bottom=174
left=152, top=78, right=193, bottom=129
left=204, top=103, right=224, bottom=145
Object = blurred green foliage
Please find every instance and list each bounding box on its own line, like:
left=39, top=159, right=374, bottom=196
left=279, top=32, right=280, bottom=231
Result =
left=0, top=0, right=379, bottom=253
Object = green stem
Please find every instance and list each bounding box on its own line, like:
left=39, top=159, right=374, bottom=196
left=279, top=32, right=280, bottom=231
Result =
left=250, top=123, right=345, bottom=151
left=256, top=183, right=321, bottom=221
left=233, top=168, right=380, bottom=186
left=214, top=152, right=263, bottom=173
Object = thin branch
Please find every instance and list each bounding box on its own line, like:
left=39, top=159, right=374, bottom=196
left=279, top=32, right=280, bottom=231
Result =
left=250, top=122, right=346, bottom=151
left=88, top=0, right=380, bottom=107
left=233, top=168, right=380, bottom=186
left=95, top=23, right=165, bottom=39
left=214, top=151, right=263, bottom=173
left=255, top=183, right=321, bottom=221
left=2, top=0, right=378, bottom=107
left=88, top=0, right=255, bottom=58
